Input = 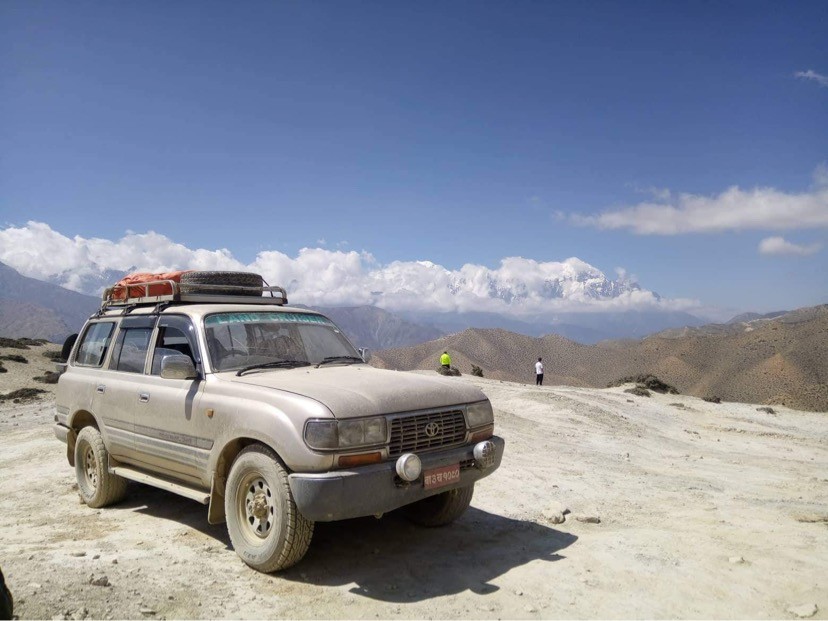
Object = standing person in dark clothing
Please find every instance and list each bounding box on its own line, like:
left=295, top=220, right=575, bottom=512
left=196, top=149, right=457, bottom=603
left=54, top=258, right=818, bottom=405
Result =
left=535, top=357, right=544, bottom=386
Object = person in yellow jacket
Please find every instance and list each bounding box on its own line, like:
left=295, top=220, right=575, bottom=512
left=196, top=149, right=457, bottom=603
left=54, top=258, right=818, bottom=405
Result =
left=440, top=351, right=451, bottom=369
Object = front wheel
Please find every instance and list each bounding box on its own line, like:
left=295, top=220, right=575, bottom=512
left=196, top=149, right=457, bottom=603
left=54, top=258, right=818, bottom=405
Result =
left=403, top=484, right=474, bottom=527
left=74, top=426, right=128, bottom=508
left=225, top=445, right=314, bottom=573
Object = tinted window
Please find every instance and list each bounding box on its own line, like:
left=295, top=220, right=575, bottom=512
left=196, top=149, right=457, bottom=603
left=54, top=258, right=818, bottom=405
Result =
left=110, top=328, right=153, bottom=374
left=75, top=322, right=115, bottom=367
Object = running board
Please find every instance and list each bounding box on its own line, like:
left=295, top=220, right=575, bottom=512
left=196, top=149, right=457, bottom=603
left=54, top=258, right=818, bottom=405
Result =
left=111, top=466, right=210, bottom=504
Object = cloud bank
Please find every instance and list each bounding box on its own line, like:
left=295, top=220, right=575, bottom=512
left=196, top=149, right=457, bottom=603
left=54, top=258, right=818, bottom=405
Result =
left=573, top=166, right=828, bottom=235
left=758, top=236, right=822, bottom=257
left=0, top=221, right=697, bottom=316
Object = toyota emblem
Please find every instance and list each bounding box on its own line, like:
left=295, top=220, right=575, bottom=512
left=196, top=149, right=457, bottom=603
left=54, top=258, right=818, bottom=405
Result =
left=424, top=422, right=441, bottom=437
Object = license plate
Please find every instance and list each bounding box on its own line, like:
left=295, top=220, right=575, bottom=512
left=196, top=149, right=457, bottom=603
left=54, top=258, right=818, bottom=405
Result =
left=423, top=464, right=460, bottom=490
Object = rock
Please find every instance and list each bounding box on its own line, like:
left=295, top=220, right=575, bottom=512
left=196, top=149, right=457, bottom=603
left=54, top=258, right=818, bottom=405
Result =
left=140, top=608, right=156, bottom=616
left=544, top=511, right=565, bottom=524
left=624, top=386, right=651, bottom=398
left=728, top=556, right=745, bottom=564
left=514, top=589, right=524, bottom=596
left=523, top=605, right=537, bottom=613
left=542, top=504, right=569, bottom=524
left=576, top=516, right=601, bottom=524
left=70, top=551, right=86, bottom=557
left=93, top=554, right=100, bottom=560
left=111, top=558, right=118, bottom=564
left=787, top=603, right=818, bottom=618
left=89, top=575, right=111, bottom=587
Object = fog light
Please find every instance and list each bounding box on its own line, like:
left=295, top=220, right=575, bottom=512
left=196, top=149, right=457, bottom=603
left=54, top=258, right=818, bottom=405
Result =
left=473, top=441, right=496, bottom=470
left=395, top=453, right=422, bottom=482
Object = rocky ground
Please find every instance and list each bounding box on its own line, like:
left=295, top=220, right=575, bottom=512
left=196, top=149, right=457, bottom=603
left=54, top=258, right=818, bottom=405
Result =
left=0, top=364, right=826, bottom=619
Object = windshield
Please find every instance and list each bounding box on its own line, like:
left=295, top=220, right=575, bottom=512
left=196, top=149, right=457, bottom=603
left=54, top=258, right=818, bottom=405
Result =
left=204, top=312, right=361, bottom=372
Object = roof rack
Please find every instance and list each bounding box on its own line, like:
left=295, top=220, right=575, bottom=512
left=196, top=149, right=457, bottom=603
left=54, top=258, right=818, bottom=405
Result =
left=100, top=279, right=288, bottom=311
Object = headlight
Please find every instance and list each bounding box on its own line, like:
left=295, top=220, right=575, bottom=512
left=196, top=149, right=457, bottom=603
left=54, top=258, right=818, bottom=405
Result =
left=466, top=400, right=494, bottom=428
left=338, top=417, right=387, bottom=448
left=304, top=420, right=338, bottom=450
left=305, top=417, right=387, bottom=450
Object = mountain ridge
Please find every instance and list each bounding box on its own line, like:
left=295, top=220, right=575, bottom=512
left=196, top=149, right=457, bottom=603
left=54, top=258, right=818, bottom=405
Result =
left=371, top=305, right=828, bottom=412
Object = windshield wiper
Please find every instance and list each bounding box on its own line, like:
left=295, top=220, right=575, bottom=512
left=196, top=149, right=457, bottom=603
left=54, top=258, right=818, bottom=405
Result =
left=236, top=360, right=311, bottom=376
left=315, top=355, right=364, bottom=368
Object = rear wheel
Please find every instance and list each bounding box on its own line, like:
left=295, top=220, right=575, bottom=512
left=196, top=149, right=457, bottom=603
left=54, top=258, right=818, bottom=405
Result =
left=403, top=484, right=474, bottom=527
left=225, top=445, right=314, bottom=572
left=74, top=426, right=128, bottom=508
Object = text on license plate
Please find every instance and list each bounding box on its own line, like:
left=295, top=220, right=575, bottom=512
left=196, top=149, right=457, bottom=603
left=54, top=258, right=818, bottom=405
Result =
left=423, top=464, right=460, bottom=489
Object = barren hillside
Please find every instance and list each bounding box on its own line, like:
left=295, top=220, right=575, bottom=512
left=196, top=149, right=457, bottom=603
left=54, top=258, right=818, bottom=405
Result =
left=372, top=305, right=828, bottom=412
left=2, top=371, right=826, bottom=619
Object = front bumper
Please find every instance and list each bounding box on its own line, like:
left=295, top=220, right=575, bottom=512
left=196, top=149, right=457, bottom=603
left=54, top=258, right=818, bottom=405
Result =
left=288, top=435, right=505, bottom=522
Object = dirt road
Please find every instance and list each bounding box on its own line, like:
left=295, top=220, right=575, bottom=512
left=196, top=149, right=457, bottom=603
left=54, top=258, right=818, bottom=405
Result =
left=1, top=374, right=826, bottom=619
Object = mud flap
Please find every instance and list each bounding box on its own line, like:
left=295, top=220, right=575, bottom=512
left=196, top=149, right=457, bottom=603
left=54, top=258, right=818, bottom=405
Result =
left=66, top=428, right=77, bottom=467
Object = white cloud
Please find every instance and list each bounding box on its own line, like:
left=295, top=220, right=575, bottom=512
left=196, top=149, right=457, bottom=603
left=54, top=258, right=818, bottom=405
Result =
left=0, top=221, right=699, bottom=315
left=795, top=69, right=828, bottom=88
left=573, top=167, right=828, bottom=235
left=758, top=236, right=822, bottom=257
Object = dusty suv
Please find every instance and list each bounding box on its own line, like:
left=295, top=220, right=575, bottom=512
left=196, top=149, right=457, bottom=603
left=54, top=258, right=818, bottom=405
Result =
left=54, top=272, right=504, bottom=572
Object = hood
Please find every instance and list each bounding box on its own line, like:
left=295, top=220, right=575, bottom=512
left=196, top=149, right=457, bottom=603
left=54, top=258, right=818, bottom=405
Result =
left=222, top=365, right=487, bottom=419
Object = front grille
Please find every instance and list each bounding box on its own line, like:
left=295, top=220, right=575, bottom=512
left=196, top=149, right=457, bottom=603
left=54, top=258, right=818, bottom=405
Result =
left=388, top=409, right=467, bottom=457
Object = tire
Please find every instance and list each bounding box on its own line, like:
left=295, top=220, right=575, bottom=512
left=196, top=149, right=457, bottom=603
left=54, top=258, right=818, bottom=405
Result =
left=403, top=484, right=474, bottom=527
left=225, top=445, right=314, bottom=573
left=179, top=271, right=263, bottom=296
left=61, top=333, right=78, bottom=362
left=74, top=426, right=128, bottom=508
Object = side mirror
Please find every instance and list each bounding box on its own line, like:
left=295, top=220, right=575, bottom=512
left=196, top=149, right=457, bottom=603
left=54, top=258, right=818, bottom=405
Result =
left=160, top=354, right=198, bottom=380
left=358, top=347, right=372, bottom=363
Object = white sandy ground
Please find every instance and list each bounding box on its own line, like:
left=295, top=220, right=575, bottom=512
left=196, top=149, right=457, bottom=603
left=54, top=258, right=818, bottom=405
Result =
left=1, top=371, right=827, bottom=620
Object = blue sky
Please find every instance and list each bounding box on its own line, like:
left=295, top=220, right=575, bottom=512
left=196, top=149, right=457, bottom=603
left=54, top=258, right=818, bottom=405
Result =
left=1, top=1, right=826, bottom=316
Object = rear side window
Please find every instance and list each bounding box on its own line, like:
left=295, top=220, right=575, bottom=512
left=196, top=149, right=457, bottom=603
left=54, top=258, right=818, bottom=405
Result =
left=109, top=328, right=153, bottom=374
left=75, top=322, right=115, bottom=367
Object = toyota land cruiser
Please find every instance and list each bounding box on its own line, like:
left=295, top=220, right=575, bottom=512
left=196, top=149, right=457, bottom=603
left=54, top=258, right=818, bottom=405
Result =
left=54, top=272, right=505, bottom=572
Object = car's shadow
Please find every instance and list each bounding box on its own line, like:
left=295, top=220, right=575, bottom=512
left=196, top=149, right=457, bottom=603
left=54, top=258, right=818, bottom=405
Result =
left=116, top=486, right=577, bottom=603
left=115, top=483, right=232, bottom=548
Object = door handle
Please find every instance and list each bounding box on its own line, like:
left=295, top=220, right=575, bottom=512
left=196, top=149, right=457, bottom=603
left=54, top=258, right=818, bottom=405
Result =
left=96, top=385, right=106, bottom=394
left=138, top=393, right=150, bottom=403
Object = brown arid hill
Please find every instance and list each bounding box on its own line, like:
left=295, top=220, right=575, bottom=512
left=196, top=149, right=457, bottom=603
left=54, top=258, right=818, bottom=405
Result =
left=371, top=304, right=828, bottom=412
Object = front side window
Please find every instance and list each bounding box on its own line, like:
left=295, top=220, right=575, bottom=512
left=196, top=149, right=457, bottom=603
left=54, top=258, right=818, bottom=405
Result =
left=151, top=316, right=198, bottom=376
left=110, top=328, right=153, bottom=374
left=75, top=322, right=115, bottom=367
left=204, top=312, right=359, bottom=372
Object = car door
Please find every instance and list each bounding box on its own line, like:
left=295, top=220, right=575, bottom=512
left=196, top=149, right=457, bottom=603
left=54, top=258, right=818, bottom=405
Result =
left=130, top=314, right=208, bottom=484
left=104, top=316, right=157, bottom=462
left=67, top=320, right=126, bottom=456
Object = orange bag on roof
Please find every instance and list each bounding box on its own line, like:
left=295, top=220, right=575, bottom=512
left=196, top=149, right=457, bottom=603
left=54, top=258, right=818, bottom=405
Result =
left=110, top=271, right=194, bottom=300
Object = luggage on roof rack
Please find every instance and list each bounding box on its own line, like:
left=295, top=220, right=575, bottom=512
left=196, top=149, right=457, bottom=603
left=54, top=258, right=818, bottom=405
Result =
left=101, top=271, right=287, bottom=309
